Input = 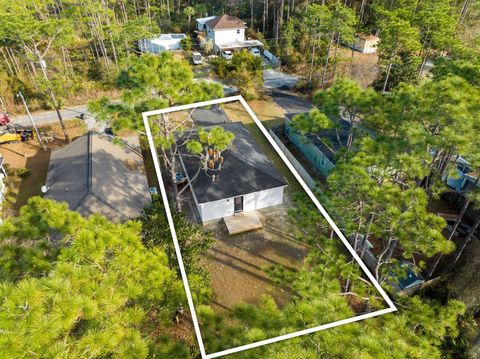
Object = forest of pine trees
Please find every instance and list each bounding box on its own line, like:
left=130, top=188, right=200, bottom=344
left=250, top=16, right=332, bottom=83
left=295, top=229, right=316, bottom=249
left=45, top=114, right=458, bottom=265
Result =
left=1, top=0, right=480, bottom=358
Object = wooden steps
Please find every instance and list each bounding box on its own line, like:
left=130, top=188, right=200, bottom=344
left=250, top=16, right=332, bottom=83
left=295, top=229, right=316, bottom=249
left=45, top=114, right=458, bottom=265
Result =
left=224, top=211, right=263, bottom=235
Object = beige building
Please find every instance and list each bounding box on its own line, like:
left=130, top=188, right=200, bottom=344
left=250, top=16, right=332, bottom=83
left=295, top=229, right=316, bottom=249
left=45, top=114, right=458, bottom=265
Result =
left=354, top=34, right=380, bottom=54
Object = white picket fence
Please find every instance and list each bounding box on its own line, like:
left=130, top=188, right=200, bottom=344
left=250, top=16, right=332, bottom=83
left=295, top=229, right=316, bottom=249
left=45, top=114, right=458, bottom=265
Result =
left=268, top=129, right=316, bottom=190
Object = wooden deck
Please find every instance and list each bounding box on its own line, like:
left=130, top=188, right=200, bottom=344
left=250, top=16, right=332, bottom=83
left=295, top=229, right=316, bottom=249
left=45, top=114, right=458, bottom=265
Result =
left=224, top=211, right=263, bottom=235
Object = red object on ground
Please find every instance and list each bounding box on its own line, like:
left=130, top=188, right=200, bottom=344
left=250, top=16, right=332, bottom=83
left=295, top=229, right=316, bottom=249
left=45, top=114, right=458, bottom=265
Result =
left=0, top=113, right=10, bottom=125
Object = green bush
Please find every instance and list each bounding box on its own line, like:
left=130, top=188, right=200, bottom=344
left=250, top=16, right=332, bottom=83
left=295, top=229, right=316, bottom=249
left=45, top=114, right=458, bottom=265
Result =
left=15, top=167, right=30, bottom=178
left=211, top=57, right=228, bottom=78
left=180, top=37, right=192, bottom=51
left=211, top=50, right=264, bottom=99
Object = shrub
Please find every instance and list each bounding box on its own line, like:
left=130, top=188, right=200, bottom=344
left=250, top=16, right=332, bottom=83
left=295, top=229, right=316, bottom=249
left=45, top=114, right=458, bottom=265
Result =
left=211, top=50, right=264, bottom=99
left=180, top=37, right=192, bottom=51
left=15, top=167, right=30, bottom=178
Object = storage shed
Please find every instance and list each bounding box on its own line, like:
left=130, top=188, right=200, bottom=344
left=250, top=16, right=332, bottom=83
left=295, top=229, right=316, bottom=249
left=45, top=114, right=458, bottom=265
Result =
left=354, top=34, right=380, bottom=54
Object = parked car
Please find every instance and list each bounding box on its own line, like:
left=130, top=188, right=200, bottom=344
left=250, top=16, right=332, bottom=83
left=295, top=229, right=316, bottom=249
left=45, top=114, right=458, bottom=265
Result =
left=221, top=50, right=233, bottom=60
left=192, top=52, right=203, bottom=65
left=250, top=48, right=261, bottom=57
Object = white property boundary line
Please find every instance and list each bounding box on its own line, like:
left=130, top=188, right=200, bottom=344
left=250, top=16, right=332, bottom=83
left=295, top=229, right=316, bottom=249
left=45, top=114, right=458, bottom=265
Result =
left=142, top=95, right=397, bottom=359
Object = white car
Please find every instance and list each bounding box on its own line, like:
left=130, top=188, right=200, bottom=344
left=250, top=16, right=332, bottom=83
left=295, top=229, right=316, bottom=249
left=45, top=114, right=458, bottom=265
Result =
left=221, top=50, right=233, bottom=60
left=250, top=48, right=261, bottom=57
left=192, top=52, right=203, bottom=65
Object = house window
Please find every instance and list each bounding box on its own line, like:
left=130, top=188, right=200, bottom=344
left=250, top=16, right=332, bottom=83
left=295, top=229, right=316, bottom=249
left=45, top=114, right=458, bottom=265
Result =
left=237, top=29, right=240, bottom=34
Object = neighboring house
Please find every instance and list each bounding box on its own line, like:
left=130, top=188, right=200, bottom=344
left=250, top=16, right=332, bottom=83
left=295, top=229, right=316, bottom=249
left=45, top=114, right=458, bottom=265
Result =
left=179, top=123, right=287, bottom=223
left=446, top=156, right=479, bottom=193
left=354, top=34, right=380, bottom=54
left=196, top=15, right=217, bottom=31
left=139, top=34, right=187, bottom=53
left=198, top=14, right=263, bottom=53
left=44, top=132, right=151, bottom=222
left=392, top=262, right=425, bottom=294
left=0, top=156, right=7, bottom=205
left=284, top=116, right=352, bottom=178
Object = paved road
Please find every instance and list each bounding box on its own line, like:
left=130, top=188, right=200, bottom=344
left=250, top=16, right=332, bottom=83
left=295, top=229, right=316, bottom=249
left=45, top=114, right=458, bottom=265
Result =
left=267, top=89, right=313, bottom=116
left=8, top=70, right=309, bottom=128
left=263, top=69, right=299, bottom=90
left=11, top=105, right=93, bottom=127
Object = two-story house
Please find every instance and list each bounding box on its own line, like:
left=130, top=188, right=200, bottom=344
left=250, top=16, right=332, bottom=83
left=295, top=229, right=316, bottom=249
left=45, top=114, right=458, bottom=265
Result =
left=196, top=14, right=263, bottom=53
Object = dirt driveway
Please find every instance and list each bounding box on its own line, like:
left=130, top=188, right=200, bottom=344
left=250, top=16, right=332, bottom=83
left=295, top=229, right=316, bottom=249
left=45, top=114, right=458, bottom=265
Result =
left=203, top=195, right=309, bottom=312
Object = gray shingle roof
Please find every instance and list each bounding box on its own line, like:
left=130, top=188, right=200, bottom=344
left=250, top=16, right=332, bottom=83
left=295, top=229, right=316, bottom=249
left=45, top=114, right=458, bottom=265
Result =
left=45, top=132, right=151, bottom=221
left=179, top=123, right=286, bottom=204
left=191, top=105, right=230, bottom=126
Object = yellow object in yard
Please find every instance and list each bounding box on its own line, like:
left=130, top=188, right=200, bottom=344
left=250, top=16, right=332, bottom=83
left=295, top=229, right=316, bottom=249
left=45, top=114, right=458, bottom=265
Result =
left=0, top=129, right=35, bottom=144
left=0, top=132, right=21, bottom=143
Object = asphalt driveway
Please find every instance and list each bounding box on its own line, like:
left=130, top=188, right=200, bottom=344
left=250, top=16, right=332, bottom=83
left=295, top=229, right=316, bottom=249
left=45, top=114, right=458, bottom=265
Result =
left=267, top=90, right=313, bottom=115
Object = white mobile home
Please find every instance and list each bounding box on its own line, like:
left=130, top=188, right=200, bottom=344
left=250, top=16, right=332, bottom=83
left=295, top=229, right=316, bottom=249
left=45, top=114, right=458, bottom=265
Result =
left=139, top=34, right=187, bottom=53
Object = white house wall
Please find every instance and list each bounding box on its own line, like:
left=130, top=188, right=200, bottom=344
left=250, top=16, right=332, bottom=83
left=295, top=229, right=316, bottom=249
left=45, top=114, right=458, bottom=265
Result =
left=206, top=28, right=245, bottom=45
left=243, top=186, right=284, bottom=212
left=198, top=186, right=285, bottom=222
left=139, top=39, right=183, bottom=53
left=198, top=197, right=234, bottom=222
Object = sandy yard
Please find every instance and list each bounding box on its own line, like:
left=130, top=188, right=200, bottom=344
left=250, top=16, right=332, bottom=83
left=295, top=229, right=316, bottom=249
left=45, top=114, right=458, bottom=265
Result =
left=223, top=98, right=286, bottom=127
left=335, top=47, right=380, bottom=88
left=202, top=193, right=309, bottom=312
left=1, top=119, right=87, bottom=212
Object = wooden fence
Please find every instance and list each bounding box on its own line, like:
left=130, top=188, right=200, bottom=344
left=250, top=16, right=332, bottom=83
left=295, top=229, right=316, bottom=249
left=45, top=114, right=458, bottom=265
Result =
left=268, top=129, right=316, bottom=190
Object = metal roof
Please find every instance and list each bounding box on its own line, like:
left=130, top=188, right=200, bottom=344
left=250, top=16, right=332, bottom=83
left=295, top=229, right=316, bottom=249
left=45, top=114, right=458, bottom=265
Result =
left=215, top=39, right=263, bottom=50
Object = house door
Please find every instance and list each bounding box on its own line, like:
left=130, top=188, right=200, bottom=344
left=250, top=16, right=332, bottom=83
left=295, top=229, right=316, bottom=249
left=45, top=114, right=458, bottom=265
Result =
left=234, top=196, right=243, bottom=213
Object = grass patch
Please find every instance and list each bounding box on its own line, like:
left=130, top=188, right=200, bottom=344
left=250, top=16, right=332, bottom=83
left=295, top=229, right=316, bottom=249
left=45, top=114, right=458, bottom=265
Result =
left=223, top=98, right=285, bottom=127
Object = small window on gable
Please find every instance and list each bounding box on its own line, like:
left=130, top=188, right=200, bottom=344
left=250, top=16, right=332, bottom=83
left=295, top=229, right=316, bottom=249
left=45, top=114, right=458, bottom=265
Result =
left=237, top=29, right=240, bottom=34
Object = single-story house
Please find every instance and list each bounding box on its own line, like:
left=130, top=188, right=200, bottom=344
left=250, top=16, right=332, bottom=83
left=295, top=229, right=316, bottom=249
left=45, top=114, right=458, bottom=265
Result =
left=44, top=132, right=151, bottom=222
left=354, top=34, right=380, bottom=54
left=179, top=122, right=287, bottom=222
left=198, top=14, right=263, bottom=53
left=285, top=116, right=353, bottom=178
left=139, top=34, right=187, bottom=53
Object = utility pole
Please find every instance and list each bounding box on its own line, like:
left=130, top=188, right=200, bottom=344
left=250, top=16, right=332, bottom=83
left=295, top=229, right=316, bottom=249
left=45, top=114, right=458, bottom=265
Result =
left=38, top=59, right=70, bottom=143
left=17, top=91, right=47, bottom=151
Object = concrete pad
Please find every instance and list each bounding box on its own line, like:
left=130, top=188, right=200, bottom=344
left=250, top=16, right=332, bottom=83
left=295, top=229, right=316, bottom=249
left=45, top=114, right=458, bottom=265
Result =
left=224, top=211, right=263, bottom=235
